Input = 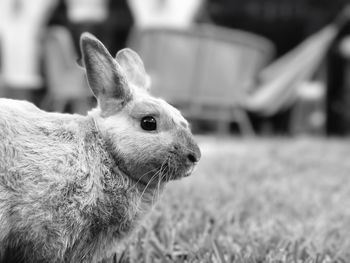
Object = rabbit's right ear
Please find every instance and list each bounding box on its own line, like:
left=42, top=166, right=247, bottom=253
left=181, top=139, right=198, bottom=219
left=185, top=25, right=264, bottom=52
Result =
left=80, top=33, right=132, bottom=114
left=116, top=48, right=150, bottom=90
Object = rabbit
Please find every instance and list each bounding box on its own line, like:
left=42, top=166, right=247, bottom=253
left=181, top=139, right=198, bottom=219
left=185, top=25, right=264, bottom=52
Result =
left=0, top=32, right=201, bottom=263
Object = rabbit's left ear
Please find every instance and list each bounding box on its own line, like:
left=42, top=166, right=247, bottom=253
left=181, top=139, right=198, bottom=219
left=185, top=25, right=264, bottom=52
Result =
left=116, top=48, right=151, bottom=90
left=80, top=33, right=132, bottom=114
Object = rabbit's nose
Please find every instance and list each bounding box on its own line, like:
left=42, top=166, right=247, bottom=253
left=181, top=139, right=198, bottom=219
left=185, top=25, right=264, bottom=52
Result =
left=187, top=153, right=199, bottom=163
left=187, top=144, right=201, bottom=164
left=174, top=129, right=201, bottom=164
left=187, top=153, right=198, bottom=163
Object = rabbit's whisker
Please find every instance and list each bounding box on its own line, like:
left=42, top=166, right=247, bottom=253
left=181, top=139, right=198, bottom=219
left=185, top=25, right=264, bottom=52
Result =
left=136, top=159, right=166, bottom=207
left=155, top=160, right=169, bottom=203
left=141, top=159, right=169, bottom=206
left=129, top=167, right=159, bottom=190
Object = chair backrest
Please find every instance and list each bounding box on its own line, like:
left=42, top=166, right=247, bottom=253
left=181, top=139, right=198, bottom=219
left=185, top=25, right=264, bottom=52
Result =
left=128, top=24, right=275, bottom=109
left=129, top=28, right=199, bottom=105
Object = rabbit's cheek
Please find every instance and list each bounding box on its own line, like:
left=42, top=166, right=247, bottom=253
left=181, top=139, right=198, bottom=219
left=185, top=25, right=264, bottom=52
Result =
left=117, top=153, right=170, bottom=188
left=132, top=164, right=165, bottom=185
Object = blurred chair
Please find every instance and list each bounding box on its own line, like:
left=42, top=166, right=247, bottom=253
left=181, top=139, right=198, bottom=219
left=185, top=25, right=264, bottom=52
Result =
left=128, top=24, right=275, bottom=134
left=244, top=6, right=350, bottom=124
left=42, top=26, right=92, bottom=114
left=245, top=24, right=339, bottom=117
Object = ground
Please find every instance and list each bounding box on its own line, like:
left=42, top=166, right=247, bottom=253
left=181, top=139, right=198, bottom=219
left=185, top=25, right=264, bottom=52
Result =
left=111, top=136, right=350, bottom=263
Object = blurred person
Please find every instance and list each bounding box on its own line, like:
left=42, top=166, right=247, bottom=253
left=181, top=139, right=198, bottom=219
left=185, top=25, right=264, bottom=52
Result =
left=65, top=0, right=133, bottom=56
left=66, top=0, right=109, bottom=23
left=65, top=0, right=109, bottom=52
left=128, top=0, right=204, bottom=29
left=326, top=17, right=350, bottom=135
left=207, top=0, right=347, bottom=56
left=0, top=0, right=58, bottom=103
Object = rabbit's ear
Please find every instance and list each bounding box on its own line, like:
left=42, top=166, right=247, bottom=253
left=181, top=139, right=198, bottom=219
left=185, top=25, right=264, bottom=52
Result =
left=80, top=33, right=132, bottom=113
left=116, top=48, right=151, bottom=90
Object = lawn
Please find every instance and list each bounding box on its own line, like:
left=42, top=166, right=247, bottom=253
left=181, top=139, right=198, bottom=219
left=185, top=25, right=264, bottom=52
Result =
left=111, top=137, right=350, bottom=263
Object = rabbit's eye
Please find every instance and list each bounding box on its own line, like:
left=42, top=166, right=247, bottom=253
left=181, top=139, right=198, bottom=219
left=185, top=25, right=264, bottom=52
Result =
left=141, top=116, right=157, bottom=131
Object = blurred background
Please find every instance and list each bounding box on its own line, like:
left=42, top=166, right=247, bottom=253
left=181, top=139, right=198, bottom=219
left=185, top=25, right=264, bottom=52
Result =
left=1, top=0, right=350, bottom=136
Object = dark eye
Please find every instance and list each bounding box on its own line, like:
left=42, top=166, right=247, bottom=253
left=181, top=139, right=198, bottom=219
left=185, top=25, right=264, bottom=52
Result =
left=141, top=116, right=157, bottom=131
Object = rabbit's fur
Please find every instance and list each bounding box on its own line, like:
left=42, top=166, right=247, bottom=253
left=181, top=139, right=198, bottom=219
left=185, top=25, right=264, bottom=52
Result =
left=0, top=33, right=201, bottom=263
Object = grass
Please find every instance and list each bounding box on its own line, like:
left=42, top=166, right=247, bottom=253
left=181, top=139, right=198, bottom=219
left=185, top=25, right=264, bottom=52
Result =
left=109, top=136, right=350, bottom=263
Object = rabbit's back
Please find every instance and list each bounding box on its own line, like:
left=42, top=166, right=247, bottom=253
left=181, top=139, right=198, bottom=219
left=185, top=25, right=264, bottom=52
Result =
left=0, top=98, right=90, bottom=179
left=0, top=99, right=129, bottom=262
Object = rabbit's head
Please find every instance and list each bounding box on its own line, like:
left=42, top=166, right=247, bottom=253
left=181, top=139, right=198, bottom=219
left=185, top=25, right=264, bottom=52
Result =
left=81, top=33, right=201, bottom=191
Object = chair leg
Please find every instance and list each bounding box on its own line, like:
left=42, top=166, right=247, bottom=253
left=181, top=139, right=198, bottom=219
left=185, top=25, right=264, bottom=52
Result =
left=71, top=98, right=93, bottom=115
left=51, top=99, right=68, bottom=113
left=40, top=94, right=52, bottom=111
left=217, top=120, right=231, bottom=134
left=232, top=108, right=255, bottom=136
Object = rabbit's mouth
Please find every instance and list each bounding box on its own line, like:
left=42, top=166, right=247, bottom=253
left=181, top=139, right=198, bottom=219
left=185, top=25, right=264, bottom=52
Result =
left=183, top=166, right=195, bottom=177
